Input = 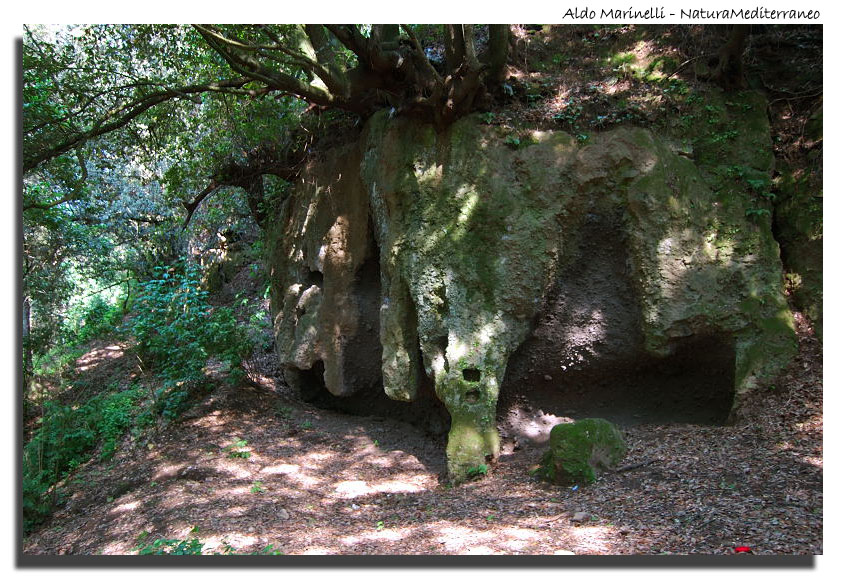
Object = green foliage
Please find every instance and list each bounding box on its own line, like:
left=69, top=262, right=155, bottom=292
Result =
left=73, top=295, right=125, bottom=343
left=466, top=464, right=488, bottom=479
left=552, top=100, right=583, bottom=127
left=745, top=207, right=772, bottom=222
left=608, top=52, right=636, bottom=69
left=134, top=528, right=285, bottom=555
left=661, top=78, right=689, bottom=95
left=707, top=128, right=740, bottom=146
left=136, top=535, right=204, bottom=555
left=242, top=296, right=274, bottom=353
left=23, top=386, right=142, bottom=532
left=128, top=258, right=250, bottom=419
left=275, top=404, right=294, bottom=419
left=504, top=135, right=522, bottom=149
left=30, top=342, right=87, bottom=382
left=226, top=439, right=251, bottom=459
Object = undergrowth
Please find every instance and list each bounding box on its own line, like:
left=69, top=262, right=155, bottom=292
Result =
left=135, top=528, right=283, bottom=555
left=23, top=258, right=252, bottom=534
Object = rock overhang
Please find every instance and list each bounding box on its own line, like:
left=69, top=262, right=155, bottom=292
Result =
left=267, top=105, right=796, bottom=481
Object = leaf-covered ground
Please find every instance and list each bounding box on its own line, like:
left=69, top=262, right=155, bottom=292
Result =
left=22, top=311, right=821, bottom=556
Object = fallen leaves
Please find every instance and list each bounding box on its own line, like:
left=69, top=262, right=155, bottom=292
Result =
left=23, top=316, right=822, bottom=556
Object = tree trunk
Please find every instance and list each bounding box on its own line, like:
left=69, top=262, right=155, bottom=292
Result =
left=486, top=25, right=511, bottom=85
left=22, top=295, right=33, bottom=394
left=444, top=25, right=466, bottom=71
left=243, top=175, right=267, bottom=227
left=712, top=25, right=750, bottom=90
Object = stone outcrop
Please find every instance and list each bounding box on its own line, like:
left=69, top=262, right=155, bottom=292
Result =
left=267, top=91, right=796, bottom=481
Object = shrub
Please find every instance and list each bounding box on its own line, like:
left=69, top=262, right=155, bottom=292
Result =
left=74, top=294, right=124, bottom=343
left=127, top=259, right=250, bottom=417
left=22, top=387, right=141, bottom=532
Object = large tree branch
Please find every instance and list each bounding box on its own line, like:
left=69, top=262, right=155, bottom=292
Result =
left=300, top=25, right=350, bottom=96
left=23, top=191, right=80, bottom=212
left=323, top=25, right=371, bottom=65
left=24, top=77, right=255, bottom=173
left=181, top=142, right=305, bottom=229
left=24, top=81, right=165, bottom=137
left=181, top=181, right=221, bottom=230
left=444, top=25, right=466, bottom=72
left=23, top=149, right=88, bottom=211
left=194, top=25, right=338, bottom=107
left=401, top=25, right=444, bottom=86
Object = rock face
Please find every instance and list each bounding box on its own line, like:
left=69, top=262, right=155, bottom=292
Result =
left=538, top=418, right=627, bottom=485
left=267, top=92, right=795, bottom=481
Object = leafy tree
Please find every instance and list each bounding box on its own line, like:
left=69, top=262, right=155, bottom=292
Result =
left=24, top=25, right=512, bottom=172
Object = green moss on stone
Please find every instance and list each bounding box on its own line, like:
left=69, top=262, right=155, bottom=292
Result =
left=445, top=414, right=499, bottom=482
left=539, top=418, right=626, bottom=486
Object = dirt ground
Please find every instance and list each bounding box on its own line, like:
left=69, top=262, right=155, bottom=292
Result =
left=21, top=311, right=821, bottom=557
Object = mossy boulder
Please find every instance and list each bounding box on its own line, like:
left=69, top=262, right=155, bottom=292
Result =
left=538, top=419, right=626, bottom=485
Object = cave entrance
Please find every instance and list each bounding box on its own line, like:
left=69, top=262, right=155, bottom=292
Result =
left=284, top=220, right=450, bottom=437
left=498, top=334, right=736, bottom=446
left=497, top=212, right=736, bottom=446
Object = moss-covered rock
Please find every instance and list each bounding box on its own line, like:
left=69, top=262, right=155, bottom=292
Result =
left=538, top=419, right=626, bottom=485
left=772, top=154, right=823, bottom=339
left=266, top=98, right=796, bottom=483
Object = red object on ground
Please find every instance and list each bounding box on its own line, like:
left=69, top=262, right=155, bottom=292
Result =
left=734, top=546, right=753, bottom=554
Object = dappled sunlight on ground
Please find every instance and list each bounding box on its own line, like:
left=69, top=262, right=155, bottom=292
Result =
left=569, top=524, right=616, bottom=553
left=75, top=343, right=126, bottom=373
left=23, top=309, right=822, bottom=555
left=333, top=476, right=430, bottom=499
left=260, top=463, right=300, bottom=475
left=340, top=527, right=411, bottom=547
left=108, top=500, right=140, bottom=515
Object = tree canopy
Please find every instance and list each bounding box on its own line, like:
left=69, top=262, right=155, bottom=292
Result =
left=24, top=24, right=511, bottom=174
left=20, top=23, right=513, bottom=392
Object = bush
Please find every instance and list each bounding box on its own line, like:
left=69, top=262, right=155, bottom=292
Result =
left=75, top=295, right=124, bottom=343
left=23, top=259, right=251, bottom=534
left=127, top=259, right=250, bottom=418
left=22, top=387, right=141, bottom=532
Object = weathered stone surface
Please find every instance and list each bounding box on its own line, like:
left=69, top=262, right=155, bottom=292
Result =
left=267, top=99, right=796, bottom=482
left=538, top=418, right=626, bottom=485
